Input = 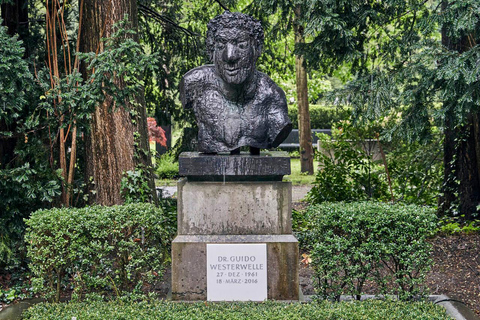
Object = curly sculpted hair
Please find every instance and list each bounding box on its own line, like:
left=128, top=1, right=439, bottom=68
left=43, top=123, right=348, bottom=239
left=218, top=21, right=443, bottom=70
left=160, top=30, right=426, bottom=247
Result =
left=206, top=11, right=264, bottom=62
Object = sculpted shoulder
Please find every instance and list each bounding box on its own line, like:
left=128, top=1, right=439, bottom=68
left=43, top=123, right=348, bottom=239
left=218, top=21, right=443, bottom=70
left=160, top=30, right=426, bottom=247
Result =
left=180, top=65, right=217, bottom=109
left=182, top=65, right=216, bottom=84
left=256, top=71, right=287, bottom=106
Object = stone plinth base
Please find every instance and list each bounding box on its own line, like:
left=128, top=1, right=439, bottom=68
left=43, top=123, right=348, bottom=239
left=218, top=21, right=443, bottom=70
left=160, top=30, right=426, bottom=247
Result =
left=179, top=151, right=291, bottom=181
left=172, top=152, right=299, bottom=301
left=171, top=235, right=299, bottom=301
left=177, top=179, right=292, bottom=235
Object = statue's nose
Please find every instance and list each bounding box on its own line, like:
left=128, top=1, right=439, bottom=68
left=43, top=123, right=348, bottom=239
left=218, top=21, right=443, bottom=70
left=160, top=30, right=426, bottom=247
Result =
left=224, top=43, right=239, bottom=63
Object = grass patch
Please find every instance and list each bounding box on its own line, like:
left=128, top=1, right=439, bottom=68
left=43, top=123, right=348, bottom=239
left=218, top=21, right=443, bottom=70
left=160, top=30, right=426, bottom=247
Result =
left=155, top=178, right=178, bottom=187
left=284, top=158, right=316, bottom=185
left=22, top=299, right=450, bottom=320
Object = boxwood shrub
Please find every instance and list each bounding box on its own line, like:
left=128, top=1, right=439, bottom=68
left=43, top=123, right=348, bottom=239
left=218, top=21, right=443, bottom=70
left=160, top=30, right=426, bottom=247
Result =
left=304, top=201, right=437, bottom=301
left=288, top=104, right=351, bottom=129
left=25, top=203, right=172, bottom=302
left=22, top=299, right=450, bottom=320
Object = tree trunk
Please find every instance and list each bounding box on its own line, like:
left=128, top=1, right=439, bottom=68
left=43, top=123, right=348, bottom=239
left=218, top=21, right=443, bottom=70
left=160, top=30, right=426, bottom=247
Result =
left=294, top=5, right=314, bottom=175
left=80, top=0, right=156, bottom=205
left=440, top=0, right=480, bottom=219
left=457, top=114, right=480, bottom=218
left=442, top=110, right=480, bottom=220
left=439, top=107, right=457, bottom=214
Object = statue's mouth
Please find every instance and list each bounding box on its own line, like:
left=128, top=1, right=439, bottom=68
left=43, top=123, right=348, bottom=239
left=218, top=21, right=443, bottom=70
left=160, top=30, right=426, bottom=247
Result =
left=224, top=67, right=239, bottom=75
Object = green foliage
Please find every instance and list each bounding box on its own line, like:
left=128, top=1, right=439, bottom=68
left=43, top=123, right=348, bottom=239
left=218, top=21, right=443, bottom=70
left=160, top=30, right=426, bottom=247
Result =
left=308, top=120, right=443, bottom=207
left=0, top=18, right=161, bottom=267
left=155, top=152, right=179, bottom=179
left=308, top=122, right=389, bottom=204
left=121, top=167, right=154, bottom=204
left=22, top=298, right=449, bottom=320
left=0, top=288, right=17, bottom=304
left=305, top=202, right=437, bottom=301
left=157, top=198, right=178, bottom=248
left=0, top=279, right=35, bottom=304
left=0, top=164, right=61, bottom=267
left=292, top=0, right=479, bottom=218
left=0, top=21, right=33, bottom=136
left=73, top=17, right=159, bottom=121
left=25, top=203, right=171, bottom=302
left=288, top=104, right=351, bottom=129
left=386, top=132, right=443, bottom=207
left=297, top=0, right=430, bottom=75
left=139, top=0, right=218, bottom=126
left=0, top=21, right=62, bottom=267
left=438, top=217, right=480, bottom=235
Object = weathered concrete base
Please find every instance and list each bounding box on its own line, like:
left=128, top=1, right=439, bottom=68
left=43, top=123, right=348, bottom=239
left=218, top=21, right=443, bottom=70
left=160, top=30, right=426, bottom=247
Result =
left=177, top=179, right=292, bottom=235
left=171, top=235, right=299, bottom=301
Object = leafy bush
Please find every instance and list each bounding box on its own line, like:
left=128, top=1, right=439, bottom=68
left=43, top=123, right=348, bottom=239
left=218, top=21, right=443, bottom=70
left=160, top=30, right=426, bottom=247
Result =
left=155, top=152, right=179, bottom=179
left=305, top=202, right=437, bottom=301
left=0, top=21, right=62, bottom=268
left=0, top=20, right=33, bottom=135
left=288, top=104, right=351, bottom=129
left=0, top=164, right=61, bottom=267
left=22, top=299, right=450, bottom=320
left=308, top=121, right=442, bottom=207
left=386, top=133, right=443, bottom=207
left=308, top=123, right=389, bottom=204
left=438, top=217, right=480, bottom=235
left=121, top=167, right=154, bottom=203
left=25, top=203, right=172, bottom=302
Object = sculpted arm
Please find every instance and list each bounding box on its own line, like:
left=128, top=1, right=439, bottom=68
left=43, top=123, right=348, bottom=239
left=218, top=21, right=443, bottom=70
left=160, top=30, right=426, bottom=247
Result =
left=267, top=84, right=292, bottom=148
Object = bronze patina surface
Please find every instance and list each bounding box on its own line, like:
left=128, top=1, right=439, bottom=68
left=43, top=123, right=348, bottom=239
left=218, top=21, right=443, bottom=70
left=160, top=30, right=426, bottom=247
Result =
left=180, top=12, right=292, bottom=154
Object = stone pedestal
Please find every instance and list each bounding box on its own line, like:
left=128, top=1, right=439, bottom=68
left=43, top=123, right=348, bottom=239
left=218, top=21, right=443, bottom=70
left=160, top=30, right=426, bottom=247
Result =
left=171, top=152, right=299, bottom=301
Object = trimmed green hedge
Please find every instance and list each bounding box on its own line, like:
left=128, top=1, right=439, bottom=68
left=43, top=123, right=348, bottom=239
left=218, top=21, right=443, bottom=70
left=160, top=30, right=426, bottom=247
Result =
left=303, top=201, right=437, bottom=301
left=288, top=104, right=351, bottom=129
left=25, top=203, right=172, bottom=302
left=22, top=299, right=450, bottom=320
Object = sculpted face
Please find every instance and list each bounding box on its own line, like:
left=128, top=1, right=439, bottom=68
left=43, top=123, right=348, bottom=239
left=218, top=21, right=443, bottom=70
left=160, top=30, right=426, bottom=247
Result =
left=213, top=27, right=257, bottom=85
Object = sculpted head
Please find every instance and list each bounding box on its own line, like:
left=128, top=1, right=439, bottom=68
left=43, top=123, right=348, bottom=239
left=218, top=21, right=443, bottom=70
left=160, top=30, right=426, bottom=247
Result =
left=206, top=12, right=264, bottom=85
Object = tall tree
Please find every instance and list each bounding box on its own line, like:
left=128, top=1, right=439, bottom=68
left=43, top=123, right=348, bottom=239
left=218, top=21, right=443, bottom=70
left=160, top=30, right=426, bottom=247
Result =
left=297, top=0, right=480, bottom=219
left=80, top=0, right=155, bottom=205
left=439, top=0, right=480, bottom=218
left=293, top=5, right=313, bottom=174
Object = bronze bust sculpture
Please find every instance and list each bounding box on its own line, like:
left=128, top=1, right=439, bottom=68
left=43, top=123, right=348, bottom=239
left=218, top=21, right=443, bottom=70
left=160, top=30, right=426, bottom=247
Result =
left=180, top=12, right=292, bottom=155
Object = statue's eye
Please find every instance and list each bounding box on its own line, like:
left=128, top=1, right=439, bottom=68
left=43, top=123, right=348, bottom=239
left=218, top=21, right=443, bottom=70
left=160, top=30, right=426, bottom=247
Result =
left=238, top=41, right=248, bottom=49
left=216, top=42, right=226, bottom=50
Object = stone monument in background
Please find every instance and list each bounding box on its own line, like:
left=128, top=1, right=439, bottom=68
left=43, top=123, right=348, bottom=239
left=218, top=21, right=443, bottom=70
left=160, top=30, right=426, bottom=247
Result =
left=171, top=11, right=299, bottom=301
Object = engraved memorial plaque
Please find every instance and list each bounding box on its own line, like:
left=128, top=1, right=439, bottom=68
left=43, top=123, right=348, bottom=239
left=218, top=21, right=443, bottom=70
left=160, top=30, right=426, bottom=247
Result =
left=207, top=243, right=267, bottom=301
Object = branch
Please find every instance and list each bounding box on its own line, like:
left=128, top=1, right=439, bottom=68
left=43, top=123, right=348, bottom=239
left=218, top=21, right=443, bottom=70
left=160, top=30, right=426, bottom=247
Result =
left=213, top=0, right=229, bottom=11
left=0, top=126, right=48, bottom=140
left=138, top=4, right=200, bottom=38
